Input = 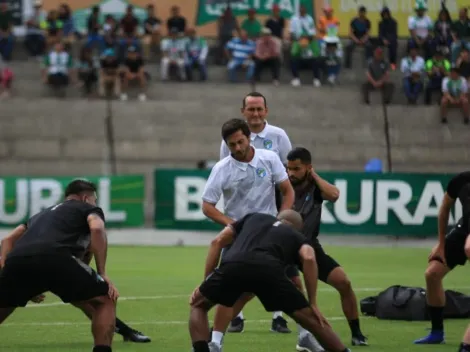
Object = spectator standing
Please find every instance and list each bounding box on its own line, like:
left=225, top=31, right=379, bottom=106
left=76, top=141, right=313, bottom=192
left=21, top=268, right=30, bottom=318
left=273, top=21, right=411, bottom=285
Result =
left=362, top=47, right=394, bottom=104
left=407, top=3, right=434, bottom=60
left=99, top=48, right=120, bottom=98
left=185, top=28, right=208, bottom=81
left=440, top=67, right=469, bottom=124
left=119, top=5, right=140, bottom=58
left=344, top=6, right=372, bottom=69
left=58, top=4, right=76, bottom=47
left=434, top=8, right=453, bottom=54
left=253, top=27, right=281, bottom=85
left=457, top=48, right=470, bottom=83
left=86, top=6, right=102, bottom=50
left=121, top=46, right=147, bottom=102
left=289, top=5, right=315, bottom=40
left=42, top=42, right=73, bottom=94
left=0, top=3, right=14, bottom=61
left=0, top=58, right=13, bottom=98
left=77, top=46, right=98, bottom=97
left=265, top=5, right=285, bottom=58
left=290, top=34, right=322, bottom=87
left=142, top=4, right=161, bottom=61
left=101, top=33, right=119, bottom=56
left=160, top=27, right=186, bottom=81
left=401, top=46, right=426, bottom=104
left=321, top=35, right=342, bottom=84
left=317, top=6, right=340, bottom=39
left=25, top=0, right=46, bottom=58
left=451, top=8, right=470, bottom=64
left=166, top=6, right=186, bottom=35
left=241, top=9, right=262, bottom=39
left=216, top=7, right=240, bottom=65
left=424, top=49, right=450, bottom=105
left=225, top=30, right=255, bottom=82
left=103, top=15, right=118, bottom=38
left=378, top=7, right=398, bottom=69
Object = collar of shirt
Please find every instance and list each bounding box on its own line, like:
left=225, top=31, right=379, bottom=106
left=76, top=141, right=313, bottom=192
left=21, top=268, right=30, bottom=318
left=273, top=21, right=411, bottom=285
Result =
left=230, top=147, right=260, bottom=171
left=250, top=121, right=269, bottom=141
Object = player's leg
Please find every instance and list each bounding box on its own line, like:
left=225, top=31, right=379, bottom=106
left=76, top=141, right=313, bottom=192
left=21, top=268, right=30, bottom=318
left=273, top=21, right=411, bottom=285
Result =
left=218, top=292, right=253, bottom=333
left=190, top=288, right=216, bottom=352
left=458, top=324, right=470, bottom=352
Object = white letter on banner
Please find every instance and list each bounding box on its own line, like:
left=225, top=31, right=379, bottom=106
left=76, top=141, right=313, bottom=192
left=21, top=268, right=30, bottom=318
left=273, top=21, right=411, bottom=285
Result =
left=376, top=181, right=413, bottom=225
left=0, top=179, right=28, bottom=225
left=413, top=181, right=445, bottom=224
left=98, top=178, right=126, bottom=222
left=29, top=179, right=63, bottom=217
left=334, top=180, right=374, bottom=224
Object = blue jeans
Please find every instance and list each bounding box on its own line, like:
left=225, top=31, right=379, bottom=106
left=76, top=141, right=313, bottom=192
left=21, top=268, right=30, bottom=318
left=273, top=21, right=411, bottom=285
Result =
left=0, top=34, right=14, bottom=61
left=227, top=59, right=254, bottom=82
left=86, top=34, right=104, bottom=50
left=185, top=57, right=207, bottom=81
left=326, top=64, right=340, bottom=76
left=403, top=77, right=423, bottom=102
left=451, top=41, right=470, bottom=63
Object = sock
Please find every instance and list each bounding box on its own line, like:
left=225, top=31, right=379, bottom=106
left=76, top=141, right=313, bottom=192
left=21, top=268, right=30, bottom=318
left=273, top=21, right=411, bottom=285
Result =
left=428, top=305, right=444, bottom=332
left=93, top=346, right=111, bottom=352
left=115, top=318, right=132, bottom=335
left=211, top=331, right=224, bottom=346
left=348, top=319, right=362, bottom=337
left=459, top=343, right=470, bottom=352
left=193, top=341, right=210, bottom=352
left=236, top=311, right=244, bottom=320
left=273, top=311, right=283, bottom=319
left=297, top=324, right=309, bottom=339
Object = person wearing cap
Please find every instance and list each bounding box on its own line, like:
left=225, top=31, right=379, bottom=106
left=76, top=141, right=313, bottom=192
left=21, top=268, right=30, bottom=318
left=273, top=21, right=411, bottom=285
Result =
left=241, top=8, right=262, bottom=39
left=450, top=8, right=470, bottom=64
left=344, top=6, right=372, bottom=69
left=25, top=0, right=47, bottom=58
left=440, top=67, right=469, bottom=124
left=400, top=45, right=426, bottom=104
left=424, top=48, right=450, bottom=105
left=160, top=27, right=186, bottom=81
left=318, top=6, right=339, bottom=40
left=225, top=30, right=256, bottom=83
left=321, top=35, right=342, bottom=85
left=120, top=46, right=147, bottom=102
left=378, top=7, right=397, bottom=69
left=99, top=48, right=121, bottom=98
left=362, top=47, right=394, bottom=104
left=184, top=28, right=208, bottom=81
left=254, top=27, right=281, bottom=85
left=407, top=3, right=434, bottom=60
left=289, top=5, right=315, bottom=41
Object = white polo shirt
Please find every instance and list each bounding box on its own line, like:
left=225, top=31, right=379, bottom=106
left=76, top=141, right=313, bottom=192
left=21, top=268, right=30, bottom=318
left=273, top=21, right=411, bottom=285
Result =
left=219, top=122, right=292, bottom=164
left=202, top=148, right=288, bottom=221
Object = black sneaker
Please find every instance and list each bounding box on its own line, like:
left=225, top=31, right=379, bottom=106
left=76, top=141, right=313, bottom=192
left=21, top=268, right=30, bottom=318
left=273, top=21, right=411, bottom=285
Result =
left=271, top=316, right=291, bottom=333
left=352, top=334, right=369, bottom=346
left=227, top=317, right=244, bottom=333
left=122, top=329, right=151, bottom=343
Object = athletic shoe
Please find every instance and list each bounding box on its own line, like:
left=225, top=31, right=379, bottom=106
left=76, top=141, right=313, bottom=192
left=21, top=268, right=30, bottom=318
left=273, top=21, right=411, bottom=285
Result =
left=208, top=342, right=222, bottom=352
left=271, top=316, right=291, bottom=333
left=296, top=334, right=325, bottom=352
left=352, top=334, right=369, bottom=346
left=414, top=331, right=445, bottom=344
left=122, top=329, right=151, bottom=343
left=227, top=317, right=244, bottom=333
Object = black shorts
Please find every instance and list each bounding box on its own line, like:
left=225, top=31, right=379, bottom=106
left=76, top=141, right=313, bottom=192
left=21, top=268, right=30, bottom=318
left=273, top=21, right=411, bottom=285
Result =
left=430, top=222, right=469, bottom=270
left=199, top=260, right=309, bottom=314
left=0, top=254, right=109, bottom=308
left=285, top=244, right=340, bottom=283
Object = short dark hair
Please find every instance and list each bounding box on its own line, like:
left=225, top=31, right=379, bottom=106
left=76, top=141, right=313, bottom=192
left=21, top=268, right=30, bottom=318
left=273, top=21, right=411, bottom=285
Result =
left=65, top=180, right=97, bottom=197
left=221, top=118, right=251, bottom=142
left=451, top=67, right=460, bottom=74
left=287, top=147, right=312, bottom=164
left=242, top=92, right=267, bottom=108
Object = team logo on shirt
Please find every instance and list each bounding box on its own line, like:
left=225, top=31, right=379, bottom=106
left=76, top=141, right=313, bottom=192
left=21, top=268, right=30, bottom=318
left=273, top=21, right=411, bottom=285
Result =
left=256, top=168, right=267, bottom=178
left=263, top=139, right=273, bottom=150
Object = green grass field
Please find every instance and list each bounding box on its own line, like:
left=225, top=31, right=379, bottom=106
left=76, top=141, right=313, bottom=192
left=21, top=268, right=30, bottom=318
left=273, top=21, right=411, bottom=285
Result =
left=2, top=245, right=469, bottom=352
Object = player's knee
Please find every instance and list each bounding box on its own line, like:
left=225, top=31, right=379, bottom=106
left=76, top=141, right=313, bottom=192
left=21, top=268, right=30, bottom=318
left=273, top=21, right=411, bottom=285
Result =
left=335, top=276, right=352, bottom=294
left=425, top=265, right=443, bottom=283
left=465, top=245, right=470, bottom=260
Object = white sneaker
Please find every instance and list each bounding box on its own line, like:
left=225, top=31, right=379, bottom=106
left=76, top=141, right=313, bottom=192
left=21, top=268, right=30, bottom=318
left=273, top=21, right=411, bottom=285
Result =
left=291, top=78, right=301, bottom=87
left=313, top=79, right=321, bottom=87
left=120, top=93, right=128, bottom=101
left=138, top=93, right=147, bottom=102
left=296, top=333, right=325, bottom=352
left=208, top=341, right=222, bottom=352
left=328, top=75, right=336, bottom=84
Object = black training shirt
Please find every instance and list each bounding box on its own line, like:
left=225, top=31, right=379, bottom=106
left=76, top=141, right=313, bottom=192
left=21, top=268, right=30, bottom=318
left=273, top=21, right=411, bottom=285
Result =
left=8, top=200, right=105, bottom=259
left=222, top=213, right=308, bottom=268
left=293, top=179, right=323, bottom=245
left=447, top=172, right=470, bottom=199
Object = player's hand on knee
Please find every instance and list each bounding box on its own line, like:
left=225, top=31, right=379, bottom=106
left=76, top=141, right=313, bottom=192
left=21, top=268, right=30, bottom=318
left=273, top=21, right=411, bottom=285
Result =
left=30, top=294, right=45, bottom=304
left=311, top=305, right=330, bottom=328
left=189, top=286, right=200, bottom=305
left=429, top=243, right=446, bottom=265
left=103, top=275, right=119, bottom=302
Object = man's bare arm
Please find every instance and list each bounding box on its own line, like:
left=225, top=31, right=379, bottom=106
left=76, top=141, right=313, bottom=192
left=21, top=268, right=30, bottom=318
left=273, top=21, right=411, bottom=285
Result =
left=311, top=171, right=340, bottom=203
left=299, top=244, right=318, bottom=306
left=204, top=226, right=235, bottom=279
left=87, top=214, right=107, bottom=276
left=0, top=224, right=27, bottom=267
left=202, top=201, right=234, bottom=226
left=278, top=179, right=295, bottom=211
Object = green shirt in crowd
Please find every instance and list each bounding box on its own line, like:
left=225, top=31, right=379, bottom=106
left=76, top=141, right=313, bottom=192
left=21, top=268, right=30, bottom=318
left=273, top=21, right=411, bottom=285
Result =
left=425, top=58, right=450, bottom=74
left=452, top=19, right=470, bottom=40
left=291, top=40, right=321, bottom=59
left=241, top=19, right=262, bottom=38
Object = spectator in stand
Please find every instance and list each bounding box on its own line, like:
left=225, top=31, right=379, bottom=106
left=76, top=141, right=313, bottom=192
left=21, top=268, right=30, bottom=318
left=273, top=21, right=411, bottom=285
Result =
left=407, top=3, right=434, bottom=60
left=290, top=34, right=321, bottom=87
left=253, top=27, right=280, bottom=85
left=86, top=6, right=102, bottom=51
left=401, top=46, right=426, bottom=104
left=77, top=46, right=98, bottom=97
left=160, top=27, right=186, bottom=81
left=184, top=28, right=208, bottom=81
left=216, top=7, right=239, bottom=65
left=379, top=7, right=398, bottom=69
left=103, top=15, right=118, bottom=38
left=440, top=67, right=469, bottom=124
left=434, top=8, right=453, bottom=55
left=58, top=4, right=76, bottom=49
left=119, top=5, right=140, bottom=59
left=321, top=35, right=342, bottom=84
left=424, top=48, right=450, bottom=105
left=451, top=8, right=470, bottom=64
left=225, top=29, right=255, bottom=83
left=99, top=48, right=120, bottom=98
left=142, top=4, right=161, bottom=61
left=0, top=58, right=13, bottom=99
left=265, top=5, right=285, bottom=45
left=290, top=5, right=315, bottom=41
left=101, top=33, right=119, bottom=57
left=0, top=3, right=15, bottom=61
left=362, top=47, right=394, bottom=104
left=25, top=0, right=46, bottom=58
left=242, top=8, right=262, bottom=40
left=121, top=46, right=147, bottom=102
left=317, top=6, right=340, bottom=39
left=344, top=6, right=372, bottom=69
left=457, top=48, right=470, bottom=84
left=41, top=9, right=63, bottom=50
left=166, top=6, right=186, bottom=35
left=42, top=42, right=73, bottom=93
